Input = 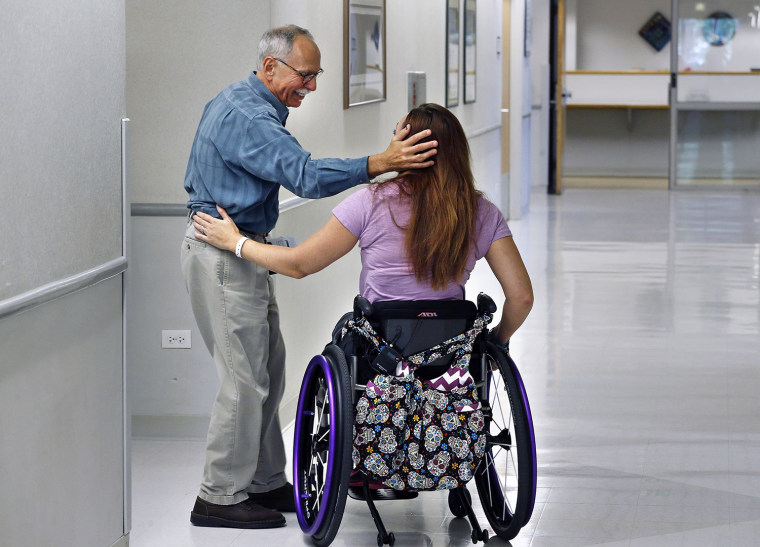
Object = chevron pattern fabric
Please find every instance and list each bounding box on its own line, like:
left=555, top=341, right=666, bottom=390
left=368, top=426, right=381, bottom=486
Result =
left=426, top=366, right=475, bottom=391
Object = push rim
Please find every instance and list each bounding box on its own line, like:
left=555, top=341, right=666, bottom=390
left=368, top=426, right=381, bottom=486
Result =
left=474, top=347, right=537, bottom=539
left=479, top=363, right=519, bottom=524
left=294, top=355, right=339, bottom=535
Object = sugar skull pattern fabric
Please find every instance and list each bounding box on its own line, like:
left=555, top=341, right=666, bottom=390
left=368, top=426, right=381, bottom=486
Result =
left=347, top=313, right=491, bottom=491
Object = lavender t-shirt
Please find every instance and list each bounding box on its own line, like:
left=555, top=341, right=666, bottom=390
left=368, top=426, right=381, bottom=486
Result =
left=332, top=183, right=511, bottom=302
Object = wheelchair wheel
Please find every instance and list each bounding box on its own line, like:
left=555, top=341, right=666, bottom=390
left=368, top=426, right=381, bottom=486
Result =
left=473, top=343, right=537, bottom=541
left=447, top=486, right=471, bottom=518
left=294, top=344, right=353, bottom=546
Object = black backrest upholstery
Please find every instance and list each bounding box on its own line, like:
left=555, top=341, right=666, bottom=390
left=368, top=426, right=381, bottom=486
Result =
left=368, top=300, right=478, bottom=377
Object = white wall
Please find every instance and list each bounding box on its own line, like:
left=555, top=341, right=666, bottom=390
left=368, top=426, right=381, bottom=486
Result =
left=127, top=0, right=506, bottom=436
left=0, top=0, right=127, bottom=544
left=572, top=0, right=671, bottom=71
left=564, top=108, right=670, bottom=177
left=529, top=0, right=552, bottom=190
left=1, top=279, right=126, bottom=546
left=1, top=0, right=124, bottom=300
left=126, top=0, right=268, bottom=204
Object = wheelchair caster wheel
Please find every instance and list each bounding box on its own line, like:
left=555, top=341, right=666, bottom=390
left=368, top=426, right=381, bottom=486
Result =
left=471, top=528, right=489, bottom=544
left=448, top=487, right=472, bottom=518
left=377, top=531, right=395, bottom=546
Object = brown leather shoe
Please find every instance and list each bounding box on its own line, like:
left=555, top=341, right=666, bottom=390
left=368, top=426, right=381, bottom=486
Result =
left=190, top=496, right=285, bottom=529
left=248, top=482, right=296, bottom=512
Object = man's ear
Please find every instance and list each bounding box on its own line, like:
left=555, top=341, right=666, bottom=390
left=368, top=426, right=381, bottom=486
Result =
left=261, top=56, right=277, bottom=79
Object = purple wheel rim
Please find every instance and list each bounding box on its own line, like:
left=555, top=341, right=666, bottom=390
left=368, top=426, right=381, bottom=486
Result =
left=483, top=372, right=509, bottom=517
left=480, top=353, right=538, bottom=524
left=293, top=354, right=338, bottom=535
left=507, top=356, right=537, bottom=516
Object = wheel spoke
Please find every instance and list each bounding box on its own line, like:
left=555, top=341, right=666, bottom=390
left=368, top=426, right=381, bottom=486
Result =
left=302, top=374, right=334, bottom=518
left=295, top=351, right=352, bottom=543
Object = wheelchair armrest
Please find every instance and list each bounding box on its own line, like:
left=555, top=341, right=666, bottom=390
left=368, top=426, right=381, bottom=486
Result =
left=477, top=293, right=497, bottom=315
left=353, top=294, right=373, bottom=319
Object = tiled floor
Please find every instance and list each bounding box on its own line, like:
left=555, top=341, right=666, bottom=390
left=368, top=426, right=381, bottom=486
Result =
left=130, top=188, right=760, bottom=546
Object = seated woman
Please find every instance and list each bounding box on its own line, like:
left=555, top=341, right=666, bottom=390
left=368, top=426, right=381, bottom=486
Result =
left=192, top=102, right=533, bottom=351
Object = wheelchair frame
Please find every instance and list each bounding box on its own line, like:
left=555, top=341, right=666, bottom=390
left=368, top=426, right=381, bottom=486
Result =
left=292, top=294, right=536, bottom=546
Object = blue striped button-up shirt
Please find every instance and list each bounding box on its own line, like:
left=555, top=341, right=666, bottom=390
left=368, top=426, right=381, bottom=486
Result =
left=184, top=72, right=369, bottom=234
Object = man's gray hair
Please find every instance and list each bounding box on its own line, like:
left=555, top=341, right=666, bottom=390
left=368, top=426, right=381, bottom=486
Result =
left=257, top=25, right=315, bottom=68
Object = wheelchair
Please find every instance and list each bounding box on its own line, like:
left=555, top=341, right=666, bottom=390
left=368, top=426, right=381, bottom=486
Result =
left=292, top=294, right=537, bottom=546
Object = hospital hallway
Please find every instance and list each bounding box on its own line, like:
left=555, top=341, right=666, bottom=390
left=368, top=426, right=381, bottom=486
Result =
left=130, top=187, right=760, bottom=547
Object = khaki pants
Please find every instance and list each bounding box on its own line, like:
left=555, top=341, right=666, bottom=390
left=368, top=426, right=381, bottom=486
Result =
left=181, top=220, right=287, bottom=505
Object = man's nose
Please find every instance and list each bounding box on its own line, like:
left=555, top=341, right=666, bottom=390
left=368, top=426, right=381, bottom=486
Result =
left=306, top=78, right=317, bottom=92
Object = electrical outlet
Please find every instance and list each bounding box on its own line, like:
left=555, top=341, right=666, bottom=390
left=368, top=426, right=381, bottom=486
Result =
left=162, top=330, right=191, bottom=349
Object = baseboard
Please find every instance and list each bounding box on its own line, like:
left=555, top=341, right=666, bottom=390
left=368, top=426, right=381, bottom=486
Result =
left=563, top=176, right=668, bottom=189
left=110, top=533, right=129, bottom=547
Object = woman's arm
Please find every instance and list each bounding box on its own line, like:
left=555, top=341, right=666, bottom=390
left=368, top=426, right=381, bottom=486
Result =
left=193, top=206, right=358, bottom=279
left=484, top=236, right=534, bottom=344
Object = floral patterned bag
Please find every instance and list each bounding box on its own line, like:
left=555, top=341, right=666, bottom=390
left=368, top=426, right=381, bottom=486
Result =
left=344, top=315, right=490, bottom=491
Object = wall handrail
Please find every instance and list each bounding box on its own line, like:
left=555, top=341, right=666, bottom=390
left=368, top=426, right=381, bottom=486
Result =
left=0, top=256, right=127, bottom=321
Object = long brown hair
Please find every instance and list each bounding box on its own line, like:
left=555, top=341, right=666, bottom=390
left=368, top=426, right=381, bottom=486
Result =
left=374, top=103, right=481, bottom=290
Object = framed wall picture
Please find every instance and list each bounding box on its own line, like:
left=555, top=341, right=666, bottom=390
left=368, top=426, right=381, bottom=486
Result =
left=344, top=0, right=386, bottom=108
left=446, top=0, right=460, bottom=108
left=463, top=0, right=476, bottom=103
left=638, top=11, right=671, bottom=52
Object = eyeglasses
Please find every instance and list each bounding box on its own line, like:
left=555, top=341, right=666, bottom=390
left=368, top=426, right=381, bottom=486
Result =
left=274, top=58, right=323, bottom=85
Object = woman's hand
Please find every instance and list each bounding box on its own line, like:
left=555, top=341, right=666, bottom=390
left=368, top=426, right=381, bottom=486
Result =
left=193, top=206, right=241, bottom=252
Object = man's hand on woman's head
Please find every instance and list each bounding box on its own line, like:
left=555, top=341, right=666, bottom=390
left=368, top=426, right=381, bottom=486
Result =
left=193, top=206, right=242, bottom=252
left=367, top=123, right=438, bottom=177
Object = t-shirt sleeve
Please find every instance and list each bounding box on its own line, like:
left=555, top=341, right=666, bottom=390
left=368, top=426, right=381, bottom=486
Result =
left=332, top=187, right=371, bottom=238
left=475, top=198, right=512, bottom=258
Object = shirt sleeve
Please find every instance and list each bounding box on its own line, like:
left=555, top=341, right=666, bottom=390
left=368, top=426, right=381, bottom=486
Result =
left=475, top=198, right=512, bottom=259
left=332, top=188, right=371, bottom=238
left=238, top=111, right=369, bottom=199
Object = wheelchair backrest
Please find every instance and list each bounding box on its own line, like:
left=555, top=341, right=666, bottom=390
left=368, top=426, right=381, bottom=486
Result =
left=368, top=299, right=478, bottom=359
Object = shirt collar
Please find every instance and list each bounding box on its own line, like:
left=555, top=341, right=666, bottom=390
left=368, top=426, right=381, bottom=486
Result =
left=249, top=71, right=290, bottom=125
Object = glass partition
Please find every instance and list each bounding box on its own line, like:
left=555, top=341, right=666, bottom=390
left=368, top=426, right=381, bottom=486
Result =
left=671, top=0, right=760, bottom=188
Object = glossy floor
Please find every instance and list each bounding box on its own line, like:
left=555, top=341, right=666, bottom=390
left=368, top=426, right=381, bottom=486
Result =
left=131, top=188, right=760, bottom=546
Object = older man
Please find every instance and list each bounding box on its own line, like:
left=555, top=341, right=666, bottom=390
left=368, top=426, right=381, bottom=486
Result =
left=182, top=24, right=437, bottom=529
